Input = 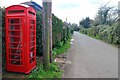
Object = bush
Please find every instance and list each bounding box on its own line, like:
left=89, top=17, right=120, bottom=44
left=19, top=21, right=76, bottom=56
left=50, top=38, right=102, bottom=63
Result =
left=52, top=40, right=70, bottom=59
left=80, top=23, right=120, bottom=46
left=1, top=7, right=6, bottom=70
left=36, top=11, right=43, bottom=56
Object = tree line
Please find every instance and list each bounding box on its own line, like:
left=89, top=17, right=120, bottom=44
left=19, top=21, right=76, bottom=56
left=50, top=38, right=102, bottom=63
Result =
left=77, top=3, right=119, bottom=46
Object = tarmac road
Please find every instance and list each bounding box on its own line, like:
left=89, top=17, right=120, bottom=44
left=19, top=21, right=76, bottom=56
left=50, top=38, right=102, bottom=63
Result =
left=62, top=32, right=118, bottom=78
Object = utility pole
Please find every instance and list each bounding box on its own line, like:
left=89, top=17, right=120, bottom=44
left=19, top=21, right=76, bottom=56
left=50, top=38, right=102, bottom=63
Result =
left=49, top=2, right=52, bottom=63
left=66, top=18, right=67, bottom=23
left=118, top=1, right=120, bottom=22
left=42, top=0, right=52, bottom=69
left=118, top=2, right=120, bottom=79
left=0, top=6, right=2, bottom=80
left=118, top=1, right=120, bottom=27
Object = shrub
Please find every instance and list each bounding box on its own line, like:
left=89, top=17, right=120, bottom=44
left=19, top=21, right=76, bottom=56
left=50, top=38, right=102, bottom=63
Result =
left=36, top=11, right=43, bottom=56
left=80, top=23, right=120, bottom=46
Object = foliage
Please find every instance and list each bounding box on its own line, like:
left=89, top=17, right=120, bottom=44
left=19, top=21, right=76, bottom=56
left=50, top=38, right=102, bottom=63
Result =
left=52, top=40, right=71, bottom=59
left=94, top=4, right=118, bottom=25
left=52, top=14, right=63, bottom=48
left=1, top=7, right=6, bottom=70
left=36, top=12, right=72, bottom=55
left=80, top=17, right=91, bottom=28
left=28, top=62, right=63, bottom=78
left=80, top=3, right=119, bottom=47
left=1, top=7, right=5, bottom=51
left=80, top=23, right=120, bottom=46
left=36, top=11, right=43, bottom=56
left=71, top=23, right=79, bottom=31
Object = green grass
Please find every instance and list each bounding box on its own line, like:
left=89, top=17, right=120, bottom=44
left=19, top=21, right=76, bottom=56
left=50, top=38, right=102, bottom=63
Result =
left=52, top=40, right=71, bottom=59
left=28, top=62, right=63, bottom=78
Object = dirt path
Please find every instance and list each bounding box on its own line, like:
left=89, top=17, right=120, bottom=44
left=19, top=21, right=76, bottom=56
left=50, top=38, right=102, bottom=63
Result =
left=62, top=32, right=118, bottom=78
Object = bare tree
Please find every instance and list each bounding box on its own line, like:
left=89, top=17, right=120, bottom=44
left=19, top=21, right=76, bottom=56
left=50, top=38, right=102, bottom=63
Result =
left=94, top=1, right=118, bottom=25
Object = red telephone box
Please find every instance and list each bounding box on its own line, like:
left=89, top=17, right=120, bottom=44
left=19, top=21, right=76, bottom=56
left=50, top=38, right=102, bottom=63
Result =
left=5, top=4, right=36, bottom=74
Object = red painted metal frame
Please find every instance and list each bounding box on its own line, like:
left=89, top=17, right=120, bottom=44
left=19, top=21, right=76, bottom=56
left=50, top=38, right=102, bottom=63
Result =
left=5, top=5, right=36, bottom=74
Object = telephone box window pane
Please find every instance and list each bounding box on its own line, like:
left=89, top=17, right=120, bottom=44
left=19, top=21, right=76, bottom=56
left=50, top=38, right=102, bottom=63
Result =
left=30, top=47, right=35, bottom=52
left=11, top=55, right=21, bottom=60
left=28, top=11, right=35, bottom=15
left=9, top=31, right=21, bottom=36
left=29, top=19, right=35, bottom=30
left=30, top=42, right=35, bottom=47
left=10, top=43, right=22, bottom=48
left=10, top=37, right=21, bottom=42
left=8, top=10, right=24, bottom=14
left=30, top=31, right=35, bottom=35
left=10, top=60, right=21, bottom=65
left=30, top=52, right=34, bottom=58
left=30, top=58, right=34, bottom=63
left=10, top=25, right=21, bottom=30
left=10, top=49, right=22, bottom=54
left=10, top=19, right=20, bottom=24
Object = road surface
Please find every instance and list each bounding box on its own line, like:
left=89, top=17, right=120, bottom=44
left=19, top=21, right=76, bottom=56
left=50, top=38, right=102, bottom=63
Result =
left=62, top=32, right=118, bottom=78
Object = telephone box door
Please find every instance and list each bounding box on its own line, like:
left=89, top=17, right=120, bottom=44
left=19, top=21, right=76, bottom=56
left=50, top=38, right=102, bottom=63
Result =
left=6, top=17, right=25, bottom=71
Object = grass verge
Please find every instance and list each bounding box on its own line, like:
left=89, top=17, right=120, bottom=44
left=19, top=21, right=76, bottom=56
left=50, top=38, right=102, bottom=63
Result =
left=52, top=40, right=71, bottom=59
left=28, top=62, right=63, bottom=78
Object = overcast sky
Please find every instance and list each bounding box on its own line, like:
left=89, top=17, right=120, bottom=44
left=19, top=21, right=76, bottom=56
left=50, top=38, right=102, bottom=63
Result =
left=0, top=0, right=119, bottom=24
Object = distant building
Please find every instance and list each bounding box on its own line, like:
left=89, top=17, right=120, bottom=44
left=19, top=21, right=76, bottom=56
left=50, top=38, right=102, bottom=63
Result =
left=21, top=1, right=42, bottom=11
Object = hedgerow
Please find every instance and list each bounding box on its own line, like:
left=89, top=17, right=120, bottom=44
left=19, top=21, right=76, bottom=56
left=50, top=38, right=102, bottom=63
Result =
left=80, top=23, right=120, bottom=46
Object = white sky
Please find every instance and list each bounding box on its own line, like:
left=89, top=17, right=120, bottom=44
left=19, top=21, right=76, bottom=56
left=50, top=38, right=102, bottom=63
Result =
left=0, top=0, right=119, bottom=24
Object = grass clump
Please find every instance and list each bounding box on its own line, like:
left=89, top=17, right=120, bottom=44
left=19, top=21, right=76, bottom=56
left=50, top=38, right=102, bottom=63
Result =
left=52, top=40, right=70, bottom=59
left=29, top=62, right=63, bottom=78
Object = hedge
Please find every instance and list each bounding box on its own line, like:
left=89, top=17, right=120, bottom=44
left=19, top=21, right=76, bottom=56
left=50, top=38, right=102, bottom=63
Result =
left=80, top=23, right=120, bottom=46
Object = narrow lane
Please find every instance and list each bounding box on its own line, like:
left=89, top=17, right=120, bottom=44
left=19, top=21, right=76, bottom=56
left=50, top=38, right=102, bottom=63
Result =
left=62, top=32, right=118, bottom=78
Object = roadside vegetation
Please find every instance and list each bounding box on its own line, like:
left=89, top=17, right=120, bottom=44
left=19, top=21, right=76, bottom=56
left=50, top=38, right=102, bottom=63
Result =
left=52, top=39, right=71, bottom=59
left=78, top=3, right=119, bottom=47
left=36, top=11, right=73, bottom=56
left=80, top=23, right=119, bottom=47
left=29, top=62, right=63, bottom=78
